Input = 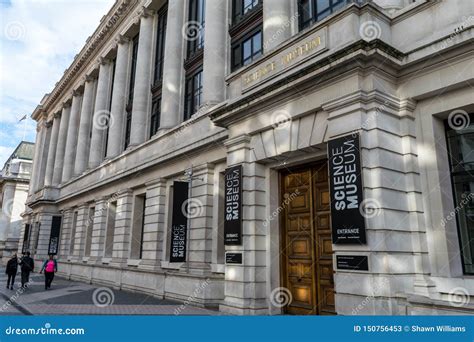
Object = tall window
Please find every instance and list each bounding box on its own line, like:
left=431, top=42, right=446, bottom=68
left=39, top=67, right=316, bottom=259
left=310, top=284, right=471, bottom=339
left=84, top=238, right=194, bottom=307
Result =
left=231, top=29, right=262, bottom=71
left=187, top=0, right=206, bottom=58
left=125, top=34, right=139, bottom=149
left=184, top=68, right=203, bottom=120
left=445, top=113, right=474, bottom=274
left=130, top=194, right=146, bottom=259
left=298, top=0, right=349, bottom=30
left=150, top=5, right=168, bottom=137
left=232, top=0, right=260, bottom=23
left=150, top=98, right=161, bottom=137
left=84, top=207, right=95, bottom=257
left=104, top=201, right=117, bottom=258
left=154, top=5, right=167, bottom=84
left=69, top=212, right=78, bottom=255
left=229, top=0, right=263, bottom=71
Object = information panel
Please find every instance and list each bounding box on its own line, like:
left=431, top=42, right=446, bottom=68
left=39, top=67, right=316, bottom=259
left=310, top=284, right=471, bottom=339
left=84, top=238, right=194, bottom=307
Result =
left=170, top=181, right=189, bottom=262
left=47, top=216, right=62, bottom=255
left=328, top=133, right=367, bottom=244
left=224, top=165, right=242, bottom=245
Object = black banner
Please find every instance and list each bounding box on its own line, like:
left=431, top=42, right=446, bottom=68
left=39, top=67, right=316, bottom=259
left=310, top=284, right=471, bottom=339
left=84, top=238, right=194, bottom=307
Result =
left=336, top=255, right=369, bottom=271
left=22, top=224, right=30, bottom=254
left=328, top=133, right=366, bottom=244
left=224, top=165, right=242, bottom=245
left=48, top=216, right=62, bottom=255
left=170, top=181, right=189, bottom=262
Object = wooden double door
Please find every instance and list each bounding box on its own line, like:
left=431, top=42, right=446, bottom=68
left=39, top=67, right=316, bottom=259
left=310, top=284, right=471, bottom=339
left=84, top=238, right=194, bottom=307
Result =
left=280, top=162, right=335, bottom=315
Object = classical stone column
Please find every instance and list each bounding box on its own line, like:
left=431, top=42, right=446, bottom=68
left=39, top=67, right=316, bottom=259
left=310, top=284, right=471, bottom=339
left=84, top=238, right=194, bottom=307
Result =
left=106, top=36, right=130, bottom=158
left=74, top=76, right=97, bottom=175
left=62, top=91, right=83, bottom=182
left=160, top=0, right=185, bottom=128
left=202, top=0, right=227, bottom=106
left=0, top=183, right=15, bottom=249
left=90, top=197, right=109, bottom=260
left=52, top=104, right=71, bottom=185
left=111, top=189, right=133, bottom=264
left=263, top=0, right=292, bottom=52
left=28, top=122, right=44, bottom=194
left=89, top=59, right=113, bottom=168
left=220, top=135, right=268, bottom=315
left=36, top=121, right=52, bottom=191
left=44, top=114, right=61, bottom=187
left=129, top=8, right=155, bottom=146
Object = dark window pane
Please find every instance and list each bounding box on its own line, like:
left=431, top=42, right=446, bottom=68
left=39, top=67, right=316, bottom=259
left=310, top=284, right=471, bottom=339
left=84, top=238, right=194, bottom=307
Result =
left=317, top=0, right=330, bottom=12
left=445, top=113, right=474, bottom=274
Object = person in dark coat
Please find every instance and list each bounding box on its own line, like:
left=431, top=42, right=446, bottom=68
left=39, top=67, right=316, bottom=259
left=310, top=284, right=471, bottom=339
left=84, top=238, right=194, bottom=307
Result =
left=19, top=252, right=34, bottom=288
left=5, top=254, right=18, bottom=290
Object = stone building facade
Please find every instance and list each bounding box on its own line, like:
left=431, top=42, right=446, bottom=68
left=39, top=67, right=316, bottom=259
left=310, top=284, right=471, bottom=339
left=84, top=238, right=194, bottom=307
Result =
left=22, top=0, right=474, bottom=315
left=0, top=141, right=34, bottom=260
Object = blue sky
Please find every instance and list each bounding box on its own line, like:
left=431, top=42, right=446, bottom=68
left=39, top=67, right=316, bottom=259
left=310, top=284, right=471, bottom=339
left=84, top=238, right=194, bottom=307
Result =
left=0, top=0, right=114, bottom=167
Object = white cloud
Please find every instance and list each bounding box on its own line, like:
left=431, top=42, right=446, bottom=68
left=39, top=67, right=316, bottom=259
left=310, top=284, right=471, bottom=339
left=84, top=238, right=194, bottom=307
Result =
left=0, top=0, right=115, bottom=167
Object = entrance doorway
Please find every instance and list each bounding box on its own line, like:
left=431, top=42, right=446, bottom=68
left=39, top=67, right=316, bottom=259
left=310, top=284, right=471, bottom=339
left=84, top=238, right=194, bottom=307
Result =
left=280, top=161, right=335, bottom=315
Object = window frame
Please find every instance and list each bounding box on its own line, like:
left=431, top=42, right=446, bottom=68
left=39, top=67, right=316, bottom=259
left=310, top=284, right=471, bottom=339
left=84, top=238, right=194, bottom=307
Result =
left=183, top=67, right=203, bottom=121
left=124, top=34, right=140, bottom=149
left=231, top=27, right=263, bottom=71
left=445, top=113, right=474, bottom=275
left=298, top=0, right=349, bottom=31
left=232, top=0, right=261, bottom=25
left=186, top=0, right=206, bottom=59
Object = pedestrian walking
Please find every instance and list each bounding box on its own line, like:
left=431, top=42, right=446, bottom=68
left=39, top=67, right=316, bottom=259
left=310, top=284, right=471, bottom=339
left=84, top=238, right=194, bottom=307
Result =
left=5, top=254, right=18, bottom=290
left=19, top=252, right=34, bottom=288
left=40, top=254, right=57, bottom=290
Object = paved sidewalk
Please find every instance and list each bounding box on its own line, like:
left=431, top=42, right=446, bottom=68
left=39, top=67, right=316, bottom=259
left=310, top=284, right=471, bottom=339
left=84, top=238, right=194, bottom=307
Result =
left=0, top=273, right=221, bottom=316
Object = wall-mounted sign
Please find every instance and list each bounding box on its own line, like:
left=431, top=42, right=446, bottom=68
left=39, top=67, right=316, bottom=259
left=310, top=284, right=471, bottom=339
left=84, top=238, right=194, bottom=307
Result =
left=328, top=133, right=367, bottom=244
left=22, top=224, right=31, bottom=254
left=225, top=252, right=243, bottom=264
left=241, top=27, right=328, bottom=91
left=170, top=181, right=189, bottom=262
left=224, top=165, right=242, bottom=245
left=47, top=216, right=62, bottom=255
left=336, top=255, right=369, bottom=271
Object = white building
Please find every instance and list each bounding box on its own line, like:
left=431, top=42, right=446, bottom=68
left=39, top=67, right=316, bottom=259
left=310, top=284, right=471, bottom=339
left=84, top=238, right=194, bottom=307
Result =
left=0, top=141, right=34, bottom=260
left=22, top=0, right=474, bottom=315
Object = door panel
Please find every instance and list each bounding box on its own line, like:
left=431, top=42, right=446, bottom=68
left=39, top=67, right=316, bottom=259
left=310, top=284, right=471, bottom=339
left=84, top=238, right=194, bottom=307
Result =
left=281, top=162, right=335, bottom=315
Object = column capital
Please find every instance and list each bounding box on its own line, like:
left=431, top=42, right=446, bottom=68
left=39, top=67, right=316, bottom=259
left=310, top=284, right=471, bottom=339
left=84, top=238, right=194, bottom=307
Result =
left=115, top=34, right=130, bottom=45
left=97, top=56, right=112, bottom=65
left=53, top=111, right=61, bottom=119
left=62, top=99, right=72, bottom=108
left=71, top=89, right=82, bottom=97
left=137, top=6, right=155, bottom=18
left=82, top=74, right=95, bottom=83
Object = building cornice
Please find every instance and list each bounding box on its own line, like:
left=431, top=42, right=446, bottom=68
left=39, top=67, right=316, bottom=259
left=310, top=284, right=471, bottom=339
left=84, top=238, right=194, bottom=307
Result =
left=40, top=0, right=140, bottom=114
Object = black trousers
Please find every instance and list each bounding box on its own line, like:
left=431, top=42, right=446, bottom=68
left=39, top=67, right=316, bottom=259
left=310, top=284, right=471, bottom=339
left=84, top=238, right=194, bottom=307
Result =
left=21, top=271, right=30, bottom=287
left=44, top=271, right=54, bottom=289
left=6, top=273, right=16, bottom=288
